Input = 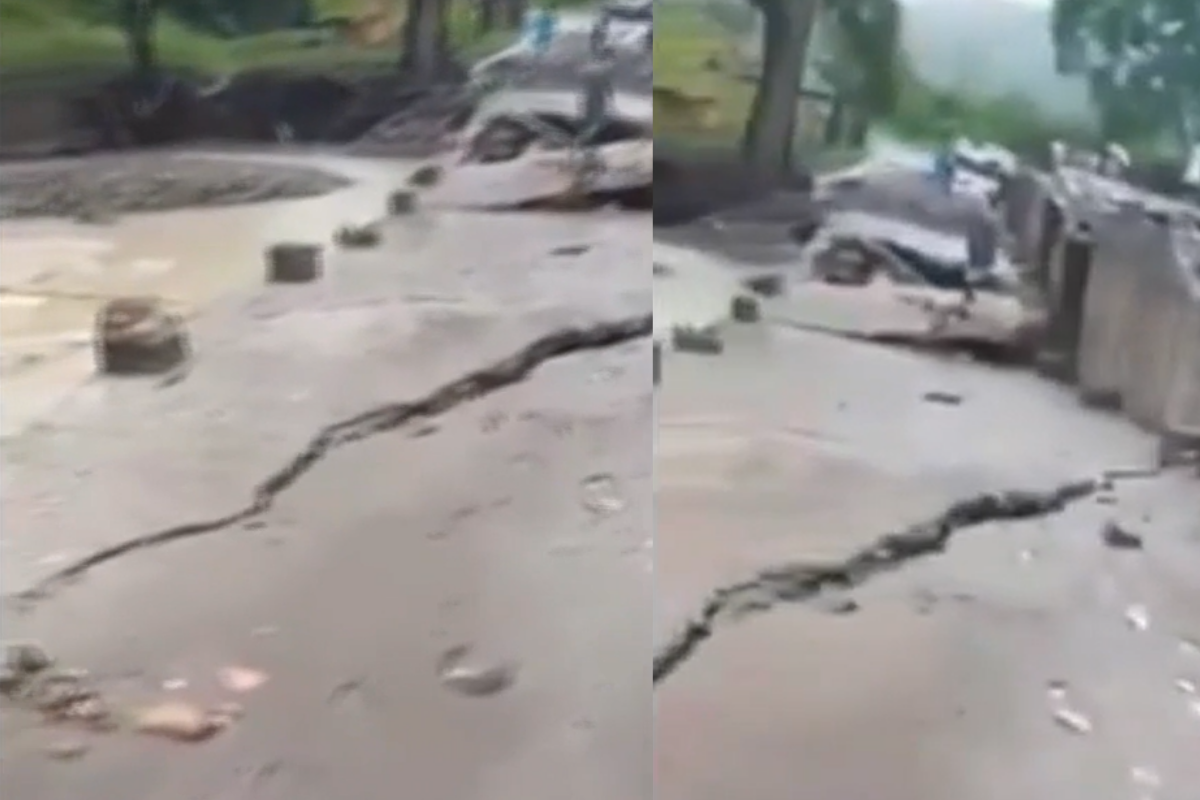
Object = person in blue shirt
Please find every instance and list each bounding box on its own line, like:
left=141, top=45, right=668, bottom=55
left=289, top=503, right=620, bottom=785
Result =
left=931, top=143, right=956, bottom=195
left=526, top=6, right=557, bottom=58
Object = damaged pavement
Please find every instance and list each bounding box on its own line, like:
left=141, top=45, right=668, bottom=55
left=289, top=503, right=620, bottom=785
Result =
left=0, top=147, right=652, bottom=797
left=653, top=150, right=1200, bottom=799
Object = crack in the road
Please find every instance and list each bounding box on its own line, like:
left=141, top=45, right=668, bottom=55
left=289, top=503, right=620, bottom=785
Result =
left=653, top=479, right=1101, bottom=686
left=16, top=313, right=652, bottom=604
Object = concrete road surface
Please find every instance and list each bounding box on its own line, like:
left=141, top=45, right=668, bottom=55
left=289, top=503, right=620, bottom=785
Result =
left=654, top=228, right=1200, bottom=800
left=0, top=155, right=652, bottom=799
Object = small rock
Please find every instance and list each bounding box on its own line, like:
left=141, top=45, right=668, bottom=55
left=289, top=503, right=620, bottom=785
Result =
left=437, top=646, right=516, bottom=697
left=133, top=701, right=224, bottom=742
left=334, top=223, right=382, bottom=249
left=671, top=326, right=724, bottom=355
left=811, top=593, right=859, bottom=615
left=743, top=273, right=785, bottom=297
left=1100, top=520, right=1143, bottom=550
left=387, top=190, right=417, bottom=216
left=730, top=294, right=761, bottom=323
left=45, top=739, right=89, bottom=761
left=0, top=665, right=24, bottom=695
left=407, top=164, right=443, bottom=188
left=217, top=666, right=269, bottom=693
left=922, top=390, right=963, bottom=406
left=265, top=243, right=323, bottom=284
left=580, top=473, right=625, bottom=516
left=549, top=244, right=590, bottom=257
left=6, top=642, right=53, bottom=675
left=1124, top=604, right=1150, bottom=631
left=1051, top=705, right=1093, bottom=735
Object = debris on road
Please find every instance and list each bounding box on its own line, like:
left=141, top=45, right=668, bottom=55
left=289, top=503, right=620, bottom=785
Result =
left=922, top=390, right=964, bottom=406
left=406, top=163, right=443, bottom=188
left=1125, top=604, right=1151, bottom=632
left=1100, top=520, right=1144, bottom=551
left=132, top=700, right=228, bottom=742
left=580, top=472, right=626, bottom=517
left=671, top=325, right=724, bottom=355
left=743, top=273, right=785, bottom=298
left=730, top=294, right=761, bottom=323
left=334, top=222, right=383, bottom=249
left=217, top=666, right=270, bottom=694
left=1046, top=681, right=1094, bottom=735
left=265, top=243, right=324, bottom=284
left=387, top=190, right=417, bottom=216
left=94, top=297, right=191, bottom=377
left=549, top=244, right=592, bottom=257
left=425, top=89, right=651, bottom=212
left=436, top=645, right=516, bottom=698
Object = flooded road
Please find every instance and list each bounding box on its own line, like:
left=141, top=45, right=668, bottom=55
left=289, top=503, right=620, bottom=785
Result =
left=0, top=152, right=424, bottom=437
left=0, top=150, right=652, bottom=799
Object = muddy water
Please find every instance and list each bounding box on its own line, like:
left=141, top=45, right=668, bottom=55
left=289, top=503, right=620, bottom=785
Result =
left=0, top=152, right=423, bottom=437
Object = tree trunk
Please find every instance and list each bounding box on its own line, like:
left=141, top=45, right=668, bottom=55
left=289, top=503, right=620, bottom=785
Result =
left=399, top=0, right=452, bottom=81
left=741, top=0, right=820, bottom=175
left=477, top=0, right=499, bottom=35
left=123, top=0, right=160, bottom=76
left=500, top=0, right=527, bottom=29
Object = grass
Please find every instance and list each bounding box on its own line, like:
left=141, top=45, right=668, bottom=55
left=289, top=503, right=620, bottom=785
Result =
left=652, top=2, right=755, bottom=145
left=0, top=0, right=525, bottom=79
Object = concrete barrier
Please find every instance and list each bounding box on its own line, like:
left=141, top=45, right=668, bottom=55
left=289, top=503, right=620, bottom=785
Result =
left=1076, top=209, right=1147, bottom=406
left=1005, top=172, right=1200, bottom=456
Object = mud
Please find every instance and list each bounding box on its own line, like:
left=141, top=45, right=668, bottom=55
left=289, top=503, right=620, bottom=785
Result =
left=0, top=67, right=474, bottom=161
left=0, top=154, right=347, bottom=220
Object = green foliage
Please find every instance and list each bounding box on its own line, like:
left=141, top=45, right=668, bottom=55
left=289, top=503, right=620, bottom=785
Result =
left=821, top=0, right=901, bottom=117
left=886, top=54, right=1095, bottom=155
left=0, top=0, right=586, bottom=75
left=1050, top=0, right=1200, bottom=146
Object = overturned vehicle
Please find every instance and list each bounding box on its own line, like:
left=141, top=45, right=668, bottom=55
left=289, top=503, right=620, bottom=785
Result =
left=425, top=88, right=652, bottom=210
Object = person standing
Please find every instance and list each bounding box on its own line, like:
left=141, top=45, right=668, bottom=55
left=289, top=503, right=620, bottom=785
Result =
left=573, top=16, right=615, bottom=188
left=527, top=5, right=557, bottom=59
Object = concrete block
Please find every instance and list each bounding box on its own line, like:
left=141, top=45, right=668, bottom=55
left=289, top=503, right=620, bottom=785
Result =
left=93, top=297, right=189, bottom=376
left=266, top=243, right=323, bottom=284
left=387, top=190, right=416, bottom=216
left=730, top=294, right=761, bottom=323
left=1076, top=212, right=1143, bottom=404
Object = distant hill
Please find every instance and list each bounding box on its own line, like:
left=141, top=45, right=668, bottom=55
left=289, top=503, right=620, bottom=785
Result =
left=899, top=0, right=1093, bottom=123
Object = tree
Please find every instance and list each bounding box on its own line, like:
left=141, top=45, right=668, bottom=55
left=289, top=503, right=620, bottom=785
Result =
left=398, top=0, right=455, bottom=81
left=118, top=0, right=154, bottom=75
left=1051, top=0, right=1200, bottom=148
left=740, top=0, right=900, bottom=175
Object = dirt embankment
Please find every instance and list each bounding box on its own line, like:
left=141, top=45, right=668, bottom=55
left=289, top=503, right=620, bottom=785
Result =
left=0, top=154, right=349, bottom=220
left=0, top=65, right=473, bottom=162
left=652, top=142, right=817, bottom=228
left=0, top=65, right=475, bottom=218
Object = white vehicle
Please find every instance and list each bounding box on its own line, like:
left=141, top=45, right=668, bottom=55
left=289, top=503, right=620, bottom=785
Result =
left=430, top=88, right=652, bottom=209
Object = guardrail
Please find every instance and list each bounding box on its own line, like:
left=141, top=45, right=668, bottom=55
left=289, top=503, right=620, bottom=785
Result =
left=1003, top=168, right=1200, bottom=466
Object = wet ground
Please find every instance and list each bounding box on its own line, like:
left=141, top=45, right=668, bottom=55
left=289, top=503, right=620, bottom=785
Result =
left=653, top=195, right=1200, bottom=799
left=0, top=151, right=652, bottom=798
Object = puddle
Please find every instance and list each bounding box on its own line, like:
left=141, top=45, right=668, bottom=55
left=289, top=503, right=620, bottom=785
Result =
left=0, top=151, right=424, bottom=436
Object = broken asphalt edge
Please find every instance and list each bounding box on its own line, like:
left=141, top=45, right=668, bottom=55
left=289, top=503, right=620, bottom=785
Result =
left=654, top=478, right=1125, bottom=686
left=12, top=312, right=653, bottom=605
